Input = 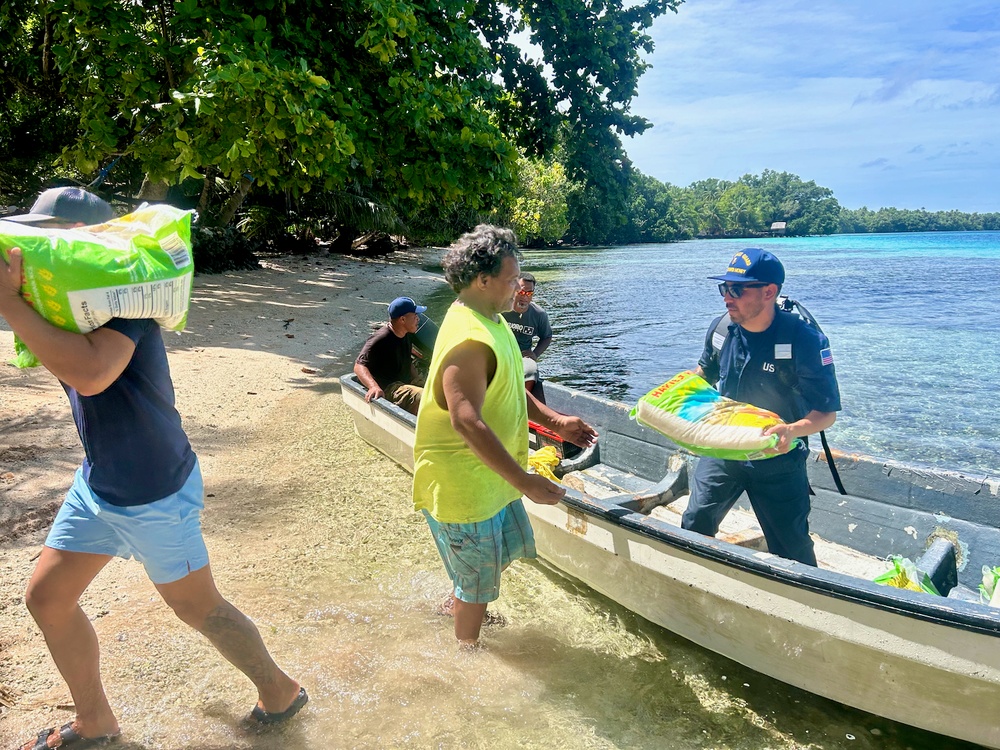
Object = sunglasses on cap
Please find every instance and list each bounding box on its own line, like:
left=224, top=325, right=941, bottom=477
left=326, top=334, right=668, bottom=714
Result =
left=718, top=282, right=769, bottom=299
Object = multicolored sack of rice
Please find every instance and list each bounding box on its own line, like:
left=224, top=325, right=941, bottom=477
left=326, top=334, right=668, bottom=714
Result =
left=0, top=204, right=194, bottom=368
left=630, top=370, right=800, bottom=460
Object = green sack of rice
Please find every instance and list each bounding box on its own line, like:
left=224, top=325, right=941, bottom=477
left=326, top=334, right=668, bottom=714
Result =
left=0, top=204, right=194, bottom=368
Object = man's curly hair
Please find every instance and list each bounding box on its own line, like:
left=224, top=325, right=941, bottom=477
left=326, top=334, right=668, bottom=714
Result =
left=442, top=224, right=521, bottom=293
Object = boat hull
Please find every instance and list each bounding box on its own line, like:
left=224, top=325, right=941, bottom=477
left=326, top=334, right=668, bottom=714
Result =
left=528, top=500, right=1000, bottom=747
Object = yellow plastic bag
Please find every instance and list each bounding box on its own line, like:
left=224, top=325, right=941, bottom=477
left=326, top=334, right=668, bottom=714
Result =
left=528, top=445, right=560, bottom=481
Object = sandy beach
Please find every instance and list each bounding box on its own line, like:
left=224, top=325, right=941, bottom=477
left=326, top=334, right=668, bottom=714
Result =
left=0, top=249, right=451, bottom=748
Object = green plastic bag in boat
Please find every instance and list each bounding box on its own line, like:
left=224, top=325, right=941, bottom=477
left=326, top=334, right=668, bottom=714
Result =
left=980, top=566, right=1000, bottom=606
left=872, top=555, right=941, bottom=596
left=0, top=204, right=194, bottom=367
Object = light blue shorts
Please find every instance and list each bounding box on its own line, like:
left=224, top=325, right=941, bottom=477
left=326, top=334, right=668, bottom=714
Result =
left=423, top=499, right=537, bottom=604
left=46, top=462, right=210, bottom=585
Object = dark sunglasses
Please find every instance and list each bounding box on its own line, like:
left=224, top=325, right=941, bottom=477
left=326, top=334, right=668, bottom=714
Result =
left=515, top=289, right=534, bottom=297
left=718, top=282, right=768, bottom=298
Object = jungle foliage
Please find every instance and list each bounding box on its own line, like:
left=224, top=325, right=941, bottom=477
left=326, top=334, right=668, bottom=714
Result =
left=589, top=168, right=1000, bottom=245
left=2, top=1, right=994, bottom=254
left=0, top=0, right=678, bottom=251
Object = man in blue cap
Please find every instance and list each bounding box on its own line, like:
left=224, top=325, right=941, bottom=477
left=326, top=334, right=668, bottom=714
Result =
left=681, top=248, right=841, bottom=566
left=355, top=296, right=427, bottom=414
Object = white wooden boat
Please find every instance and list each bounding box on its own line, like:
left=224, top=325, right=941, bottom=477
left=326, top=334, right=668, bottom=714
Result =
left=340, top=372, right=1000, bottom=748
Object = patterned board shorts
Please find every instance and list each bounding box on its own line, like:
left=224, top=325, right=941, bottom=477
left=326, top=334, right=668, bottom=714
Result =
left=422, top=499, right=536, bottom=604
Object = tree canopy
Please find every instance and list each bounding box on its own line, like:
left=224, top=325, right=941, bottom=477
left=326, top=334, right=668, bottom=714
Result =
left=1, top=0, right=680, bottom=245
left=4, top=2, right=991, bottom=252
left=597, top=168, right=1000, bottom=245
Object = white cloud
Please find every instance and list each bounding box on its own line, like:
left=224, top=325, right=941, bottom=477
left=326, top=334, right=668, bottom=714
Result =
left=622, top=0, right=1000, bottom=211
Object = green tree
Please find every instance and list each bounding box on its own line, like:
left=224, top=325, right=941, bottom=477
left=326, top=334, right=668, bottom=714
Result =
left=687, top=178, right=732, bottom=236
left=3, top=0, right=680, bottom=248
left=618, top=172, right=694, bottom=243
left=506, top=155, right=571, bottom=246
left=717, top=183, right=763, bottom=234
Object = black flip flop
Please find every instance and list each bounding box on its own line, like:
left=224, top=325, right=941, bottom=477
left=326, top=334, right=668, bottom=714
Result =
left=20, top=722, right=119, bottom=750
left=249, top=686, right=309, bottom=725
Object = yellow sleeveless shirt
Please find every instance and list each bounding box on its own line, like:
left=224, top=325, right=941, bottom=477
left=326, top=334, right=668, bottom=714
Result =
left=412, top=301, right=528, bottom=523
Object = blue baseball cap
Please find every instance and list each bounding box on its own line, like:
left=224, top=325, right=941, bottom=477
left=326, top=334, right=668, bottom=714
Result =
left=388, top=297, right=427, bottom=318
left=5, top=187, right=114, bottom=226
left=708, top=248, right=785, bottom=285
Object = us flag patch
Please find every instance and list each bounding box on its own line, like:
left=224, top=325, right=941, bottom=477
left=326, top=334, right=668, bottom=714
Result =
left=820, top=348, right=834, bottom=366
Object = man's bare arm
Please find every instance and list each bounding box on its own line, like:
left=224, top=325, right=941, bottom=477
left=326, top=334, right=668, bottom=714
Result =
left=530, top=336, right=552, bottom=360
left=526, top=390, right=598, bottom=449
left=439, top=340, right=564, bottom=505
left=0, top=248, right=136, bottom=395
left=764, top=410, right=836, bottom=454
left=353, top=362, right=384, bottom=402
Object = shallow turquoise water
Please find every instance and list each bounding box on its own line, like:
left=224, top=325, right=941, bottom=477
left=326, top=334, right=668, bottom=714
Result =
left=429, top=232, right=1000, bottom=478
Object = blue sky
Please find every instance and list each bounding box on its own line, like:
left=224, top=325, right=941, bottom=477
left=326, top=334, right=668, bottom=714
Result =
left=621, top=0, right=1000, bottom=212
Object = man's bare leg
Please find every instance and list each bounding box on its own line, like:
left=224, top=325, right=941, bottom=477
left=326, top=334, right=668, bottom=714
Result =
left=155, top=564, right=301, bottom=713
left=452, top=597, right=487, bottom=646
left=24, top=547, right=120, bottom=741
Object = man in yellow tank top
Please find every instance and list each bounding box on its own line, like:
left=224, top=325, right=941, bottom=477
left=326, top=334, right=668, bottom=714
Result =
left=413, top=225, right=597, bottom=647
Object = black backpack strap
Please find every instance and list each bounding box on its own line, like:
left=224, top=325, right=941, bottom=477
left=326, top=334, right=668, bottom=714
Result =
left=771, top=310, right=802, bottom=394
left=776, top=305, right=847, bottom=495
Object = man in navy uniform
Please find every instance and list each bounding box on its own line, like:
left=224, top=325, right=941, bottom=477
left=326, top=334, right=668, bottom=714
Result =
left=681, top=249, right=841, bottom=566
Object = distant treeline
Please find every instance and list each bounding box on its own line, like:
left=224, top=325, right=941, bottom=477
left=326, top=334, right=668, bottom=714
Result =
left=542, top=167, right=1000, bottom=247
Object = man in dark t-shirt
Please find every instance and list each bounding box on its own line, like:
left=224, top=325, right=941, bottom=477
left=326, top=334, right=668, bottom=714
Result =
left=1, top=189, right=307, bottom=749
left=354, top=296, right=426, bottom=414
left=501, top=272, right=553, bottom=402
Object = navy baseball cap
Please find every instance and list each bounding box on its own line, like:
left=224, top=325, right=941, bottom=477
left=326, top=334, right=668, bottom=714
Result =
left=708, top=248, right=785, bottom=285
left=388, top=297, right=427, bottom=318
left=4, top=187, right=114, bottom=226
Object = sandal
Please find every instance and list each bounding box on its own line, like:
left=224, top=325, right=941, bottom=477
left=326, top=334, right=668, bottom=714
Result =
left=249, top=686, right=309, bottom=725
left=18, top=722, right=119, bottom=750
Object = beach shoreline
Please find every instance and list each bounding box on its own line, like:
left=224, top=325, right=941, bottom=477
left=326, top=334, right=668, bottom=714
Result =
left=2, top=248, right=966, bottom=750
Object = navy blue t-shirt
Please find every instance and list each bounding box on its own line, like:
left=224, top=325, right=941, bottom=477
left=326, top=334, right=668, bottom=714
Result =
left=64, top=318, right=196, bottom=506
left=698, top=309, right=842, bottom=430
